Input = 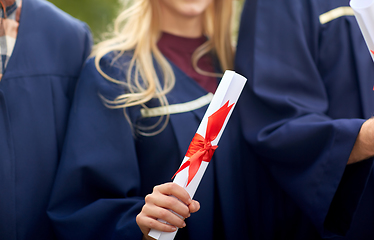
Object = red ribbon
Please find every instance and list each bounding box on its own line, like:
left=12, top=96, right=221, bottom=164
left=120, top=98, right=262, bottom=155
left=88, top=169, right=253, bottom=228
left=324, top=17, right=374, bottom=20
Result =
left=172, top=100, right=234, bottom=186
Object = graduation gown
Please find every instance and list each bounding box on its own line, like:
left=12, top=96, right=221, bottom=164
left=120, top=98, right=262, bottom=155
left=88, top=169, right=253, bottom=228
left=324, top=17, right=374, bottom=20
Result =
left=48, top=53, right=251, bottom=240
left=0, top=0, right=92, bottom=239
left=236, top=0, right=374, bottom=239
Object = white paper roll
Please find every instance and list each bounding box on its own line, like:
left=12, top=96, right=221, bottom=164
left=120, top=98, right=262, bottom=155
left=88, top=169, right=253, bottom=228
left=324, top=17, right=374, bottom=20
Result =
left=350, top=0, right=374, bottom=61
left=148, top=70, right=247, bottom=240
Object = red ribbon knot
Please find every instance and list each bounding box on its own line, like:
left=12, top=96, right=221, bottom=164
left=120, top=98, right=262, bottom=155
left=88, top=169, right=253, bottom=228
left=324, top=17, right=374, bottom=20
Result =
left=172, top=100, right=234, bottom=186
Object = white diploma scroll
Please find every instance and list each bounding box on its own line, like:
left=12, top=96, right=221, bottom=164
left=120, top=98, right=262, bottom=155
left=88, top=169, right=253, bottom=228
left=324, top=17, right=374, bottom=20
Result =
left=350, top=0, right=374, bottom=61
left=148, top=70, right=247, bottom=240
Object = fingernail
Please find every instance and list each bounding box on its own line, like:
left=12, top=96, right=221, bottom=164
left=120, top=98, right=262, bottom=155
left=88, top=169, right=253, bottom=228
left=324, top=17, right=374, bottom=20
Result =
left=182, top=222, right=186, bottom=228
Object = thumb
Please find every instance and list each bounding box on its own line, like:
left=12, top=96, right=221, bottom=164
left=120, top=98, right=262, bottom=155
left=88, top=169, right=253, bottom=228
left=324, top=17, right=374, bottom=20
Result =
left=189, top=200, right=200, bottom=213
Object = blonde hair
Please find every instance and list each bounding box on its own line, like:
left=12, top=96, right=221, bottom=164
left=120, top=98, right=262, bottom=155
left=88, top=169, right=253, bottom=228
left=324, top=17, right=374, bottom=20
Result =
left=94, top=0, right=234, bottom=136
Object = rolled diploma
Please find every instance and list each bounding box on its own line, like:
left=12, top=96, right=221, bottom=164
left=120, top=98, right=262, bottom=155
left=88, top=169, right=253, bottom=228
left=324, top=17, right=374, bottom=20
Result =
left=350, top=0, right=374, bottom=61
left=148, top=70, right=247, bottom=240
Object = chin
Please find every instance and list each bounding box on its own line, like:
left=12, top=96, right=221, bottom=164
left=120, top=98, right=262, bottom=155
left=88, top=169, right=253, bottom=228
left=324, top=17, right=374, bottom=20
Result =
left=180, top=8, right=206, bottom=18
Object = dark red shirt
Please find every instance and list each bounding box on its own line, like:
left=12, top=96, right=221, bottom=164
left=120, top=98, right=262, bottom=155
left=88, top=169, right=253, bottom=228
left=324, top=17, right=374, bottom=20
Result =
left=157, top=32, right=218, bottom=93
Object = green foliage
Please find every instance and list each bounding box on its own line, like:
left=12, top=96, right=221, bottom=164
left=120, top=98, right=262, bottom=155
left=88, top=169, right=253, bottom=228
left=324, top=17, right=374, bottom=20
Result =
left=47, top=0, right=121, bottom=42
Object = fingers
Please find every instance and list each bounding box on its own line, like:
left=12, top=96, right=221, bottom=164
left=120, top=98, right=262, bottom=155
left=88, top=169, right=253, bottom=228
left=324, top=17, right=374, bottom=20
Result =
left=136, top=211, right=178, bottom=234
left=147, top=186, right=191, bottom=219
left=153, top=183, right=192, bottom=206
left=151, top=183, right=200, bottom=217
left=142, top=196, right=188, bottom=228
left=136, top=182, right=199, bottom=235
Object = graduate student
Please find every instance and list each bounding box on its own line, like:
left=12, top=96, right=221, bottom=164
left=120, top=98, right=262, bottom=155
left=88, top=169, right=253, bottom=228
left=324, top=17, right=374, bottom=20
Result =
left=0, top=0, right=92, bottom=239
left=236, top=0, right=374, bottom=239
left=48, top=0, right=250, bottom=239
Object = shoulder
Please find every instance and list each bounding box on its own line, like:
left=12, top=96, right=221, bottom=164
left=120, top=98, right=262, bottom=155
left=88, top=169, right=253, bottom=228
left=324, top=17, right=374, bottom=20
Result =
left=246, top=0, right=352, bottom=24
left=94, top=51, right=134, bottom=83
left=26, top=0, right=90, bottom=35
left=242, top=0, right=356, bottom=44
left=13, top=0, right=93, bottom=77
left=78, top=53, right=132, bottom=98
left=22, top=0, right=92, bottom=56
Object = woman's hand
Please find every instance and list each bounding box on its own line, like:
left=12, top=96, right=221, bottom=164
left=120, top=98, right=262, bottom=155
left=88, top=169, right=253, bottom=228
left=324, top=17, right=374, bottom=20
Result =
left=136, top=182, right=200, bottom=239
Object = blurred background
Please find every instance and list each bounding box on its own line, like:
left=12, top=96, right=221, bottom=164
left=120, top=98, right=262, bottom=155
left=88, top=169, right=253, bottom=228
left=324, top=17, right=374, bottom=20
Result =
left=46, top=0, right=244, bottom=44
left=47, top=0, right=121, bottom=42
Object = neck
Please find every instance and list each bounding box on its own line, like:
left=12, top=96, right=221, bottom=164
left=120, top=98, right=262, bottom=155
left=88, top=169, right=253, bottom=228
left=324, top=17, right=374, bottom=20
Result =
left=0, top=0, right=15, bottom=7
left=159, top=11, right=203, bottom=38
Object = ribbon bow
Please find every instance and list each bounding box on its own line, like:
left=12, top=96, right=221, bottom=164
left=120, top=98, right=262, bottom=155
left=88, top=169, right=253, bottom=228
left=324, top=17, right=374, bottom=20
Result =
left=172, top=101, right=234, bottom=186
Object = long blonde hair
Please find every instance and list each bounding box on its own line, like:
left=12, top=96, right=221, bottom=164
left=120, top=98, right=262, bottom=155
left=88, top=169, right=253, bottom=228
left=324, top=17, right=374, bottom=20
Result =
left=94, top=0, right=234, bottom=136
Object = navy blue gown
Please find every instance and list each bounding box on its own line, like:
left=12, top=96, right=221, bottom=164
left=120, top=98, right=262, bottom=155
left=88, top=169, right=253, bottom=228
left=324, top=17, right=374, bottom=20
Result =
left=0, top=0, right=92, bottom=239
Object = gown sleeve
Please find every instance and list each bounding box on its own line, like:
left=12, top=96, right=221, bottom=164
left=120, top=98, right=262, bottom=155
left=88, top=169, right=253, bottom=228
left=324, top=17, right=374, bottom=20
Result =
left=235, top=0, right=373, bottom=236
left=48, top=57, right=144, bottom=240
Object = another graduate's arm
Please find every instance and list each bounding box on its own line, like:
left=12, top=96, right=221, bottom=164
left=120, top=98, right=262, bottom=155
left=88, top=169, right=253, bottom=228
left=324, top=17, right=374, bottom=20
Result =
left=236, top=0, right=373, bottom=236
left=348, top=118, right=374, bottom=164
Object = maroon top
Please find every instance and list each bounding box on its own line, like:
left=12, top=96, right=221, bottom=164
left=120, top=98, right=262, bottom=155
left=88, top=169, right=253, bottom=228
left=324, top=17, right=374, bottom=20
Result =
left=157, top=32, right=218, bottom=93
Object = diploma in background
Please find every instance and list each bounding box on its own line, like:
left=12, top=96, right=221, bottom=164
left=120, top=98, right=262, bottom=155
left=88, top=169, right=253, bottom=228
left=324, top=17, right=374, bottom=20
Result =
left=148, top=70, right=246, bottom=240
left=350, top=0, right=374, bottom=61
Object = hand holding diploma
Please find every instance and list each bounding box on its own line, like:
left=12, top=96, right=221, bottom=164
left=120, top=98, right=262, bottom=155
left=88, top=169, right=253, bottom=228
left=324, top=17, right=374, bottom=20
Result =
left=136, top=183, right=200, bottom=240
left=141, top=70, right=246, bottom=240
